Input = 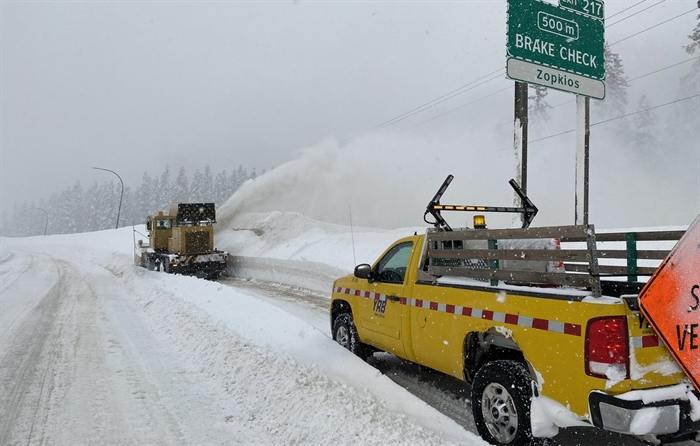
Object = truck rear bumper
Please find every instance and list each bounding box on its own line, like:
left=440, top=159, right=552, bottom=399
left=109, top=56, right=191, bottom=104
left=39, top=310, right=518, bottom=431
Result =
left=589, top=385, right=700, bottom=438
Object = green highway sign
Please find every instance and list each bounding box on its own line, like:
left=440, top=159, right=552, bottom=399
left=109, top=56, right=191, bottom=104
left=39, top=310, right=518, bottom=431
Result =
left=507, top=0, right=605, bottom=98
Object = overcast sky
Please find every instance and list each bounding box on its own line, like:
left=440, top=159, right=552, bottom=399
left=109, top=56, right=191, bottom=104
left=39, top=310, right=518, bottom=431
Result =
left=1, top=0, right=698, bottom=228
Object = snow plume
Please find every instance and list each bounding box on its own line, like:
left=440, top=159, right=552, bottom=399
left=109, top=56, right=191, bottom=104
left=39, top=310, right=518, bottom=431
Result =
left=218, top=133, right=518, bottom=230
left=218, top=121, right=699, bottom=231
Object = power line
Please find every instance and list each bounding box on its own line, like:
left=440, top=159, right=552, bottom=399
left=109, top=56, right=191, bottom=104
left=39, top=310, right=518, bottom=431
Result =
left=627, top=56, right=699, bottom=82
left=591, top=93, right=699, bottom=126
left=339, top=68, right=505, bottom=146
left=519, top=93, right=700, bottom=148
left=402, top=85, right=513, bottom=132
left=548, top=56, right=699, bottom=110
left=369, top=68, right=503, bottom=131
left=340, top=5, right=699, bottom=144
left=610, top=8, right=698, bottom=46
left=607, top=0, right=665, bottom=27
left=607, top=0, right=649, bottom=20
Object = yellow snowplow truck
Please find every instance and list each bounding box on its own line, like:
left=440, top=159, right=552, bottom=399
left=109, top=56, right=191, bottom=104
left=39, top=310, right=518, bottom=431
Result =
left=135, top=203, right=228, bottom=279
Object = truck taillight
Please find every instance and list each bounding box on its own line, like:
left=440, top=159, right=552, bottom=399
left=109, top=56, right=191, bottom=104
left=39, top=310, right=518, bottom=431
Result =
left=585, top=316, right=629, bottom=380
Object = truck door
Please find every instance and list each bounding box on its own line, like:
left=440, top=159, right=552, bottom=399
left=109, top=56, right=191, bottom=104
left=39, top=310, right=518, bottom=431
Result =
left=357, top=241, right=412, bottom=357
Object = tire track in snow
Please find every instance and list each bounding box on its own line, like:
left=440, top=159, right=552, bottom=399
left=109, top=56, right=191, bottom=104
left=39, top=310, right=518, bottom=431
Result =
left=0, top=257, right=69, bottom=445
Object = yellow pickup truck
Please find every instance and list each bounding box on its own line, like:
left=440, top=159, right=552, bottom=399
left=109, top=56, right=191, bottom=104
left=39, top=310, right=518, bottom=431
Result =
left=329, top=178, right=698, bottom=446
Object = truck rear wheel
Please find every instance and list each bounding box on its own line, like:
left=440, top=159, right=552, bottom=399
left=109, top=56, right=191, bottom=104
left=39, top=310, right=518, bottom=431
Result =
left=332, top=313, right=372, bottom=359
left=472, top=360, right=550, bottom=446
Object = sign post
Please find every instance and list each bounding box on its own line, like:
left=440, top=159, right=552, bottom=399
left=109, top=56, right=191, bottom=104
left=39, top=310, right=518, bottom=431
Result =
left=639, top=214, right=700, bottom=392
left=506, top=0, right=605, bottom=225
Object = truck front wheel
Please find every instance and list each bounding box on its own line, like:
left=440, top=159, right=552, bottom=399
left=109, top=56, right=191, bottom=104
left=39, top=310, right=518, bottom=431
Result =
left=332, top=313, right=372, bottom=359
left=472, top=360, right=550, bottom=446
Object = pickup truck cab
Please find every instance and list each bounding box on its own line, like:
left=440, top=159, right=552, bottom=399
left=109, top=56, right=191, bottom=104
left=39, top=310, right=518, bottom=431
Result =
left=330, top=224, right=699, bottom=446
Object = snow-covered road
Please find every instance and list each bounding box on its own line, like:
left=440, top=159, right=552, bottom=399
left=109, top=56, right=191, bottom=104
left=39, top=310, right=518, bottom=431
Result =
left=0, top=229, right=481, bottom=445
left=0, top=250, right=262, bottom=445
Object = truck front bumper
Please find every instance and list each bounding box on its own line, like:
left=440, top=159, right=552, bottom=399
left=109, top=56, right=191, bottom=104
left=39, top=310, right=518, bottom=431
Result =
left=589, top=385, right=700, bottom=439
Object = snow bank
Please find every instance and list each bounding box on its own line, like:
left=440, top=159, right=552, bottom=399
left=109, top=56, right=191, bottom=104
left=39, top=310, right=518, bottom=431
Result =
left=216, top=210, right=422, bottom=293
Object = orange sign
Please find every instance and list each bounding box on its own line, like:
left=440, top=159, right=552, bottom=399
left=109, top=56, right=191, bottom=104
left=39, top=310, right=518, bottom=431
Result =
left=639, top=214, right=700, bottom=392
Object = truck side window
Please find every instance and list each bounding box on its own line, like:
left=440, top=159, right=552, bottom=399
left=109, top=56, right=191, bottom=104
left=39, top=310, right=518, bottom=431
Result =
left=376, top=242, right=413, bottom=284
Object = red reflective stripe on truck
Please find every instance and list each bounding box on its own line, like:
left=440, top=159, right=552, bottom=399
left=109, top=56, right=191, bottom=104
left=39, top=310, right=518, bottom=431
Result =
left=334, top=286, right=582, bottom=336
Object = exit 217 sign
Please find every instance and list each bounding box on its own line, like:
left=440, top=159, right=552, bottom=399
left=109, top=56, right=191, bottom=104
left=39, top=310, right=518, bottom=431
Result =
left=639, top=214, right=700, bottom=393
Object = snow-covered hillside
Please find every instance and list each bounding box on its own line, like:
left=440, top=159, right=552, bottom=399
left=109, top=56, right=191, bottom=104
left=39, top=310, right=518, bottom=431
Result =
left=217, top=211, right=421, bottom=293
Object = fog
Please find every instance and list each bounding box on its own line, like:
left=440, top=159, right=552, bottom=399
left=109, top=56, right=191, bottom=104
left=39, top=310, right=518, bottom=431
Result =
left=219, top=104, right=699, bottom=230
left=2, top=0, right=698, bottom=231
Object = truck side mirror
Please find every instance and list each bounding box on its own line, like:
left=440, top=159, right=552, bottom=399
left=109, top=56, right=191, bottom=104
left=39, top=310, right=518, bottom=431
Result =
left=146, top=220, right=151, bottom=231
left=354, top=264, right=373, bottom=281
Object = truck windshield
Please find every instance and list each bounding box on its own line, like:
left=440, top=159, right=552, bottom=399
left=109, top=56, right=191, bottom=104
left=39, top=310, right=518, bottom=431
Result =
left=156, top=219, right=172, bottom=229
left=376, top=242, right=413, bottom=284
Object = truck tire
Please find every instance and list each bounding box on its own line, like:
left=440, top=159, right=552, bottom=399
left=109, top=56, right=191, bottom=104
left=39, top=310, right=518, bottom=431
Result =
left=332, top=313, right=372, bottom=359
left=472, top=360, right=551, bottom=446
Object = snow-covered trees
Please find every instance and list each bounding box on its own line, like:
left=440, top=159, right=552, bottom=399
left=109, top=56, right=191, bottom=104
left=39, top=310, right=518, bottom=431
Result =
left=631, top=95, right=661, bottom=158
left=3, top=165, right=255, bottom=237
left=595, top=42, right=630, bottom=122
left=528, top=85, right=551, bottom=122
left=173, top=167, right=190, bottom=203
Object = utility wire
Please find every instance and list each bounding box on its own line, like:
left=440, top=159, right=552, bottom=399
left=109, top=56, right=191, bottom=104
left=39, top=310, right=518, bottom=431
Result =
left=369, top=68, right=503, bottom=131
left=610, top=8, right=698, bottom=46
left=549, top=56, right=699, bottom=110
left=402, top=85, right=513, bottom=132
left=341, top=4, right=699, bottom=144
left=627, top=56, right=699, bottom=82
left=607, top=0, right=648, bottom=20
left=591, top=93, right=699, bottom=126
left=516, top=93, right=700, bottom=148
left=339, top=68, right=505, bottom=146
left=607, top=0, right=665, bottom=27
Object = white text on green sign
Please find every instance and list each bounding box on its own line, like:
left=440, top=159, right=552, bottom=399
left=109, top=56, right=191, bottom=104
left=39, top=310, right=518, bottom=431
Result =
left=559, top=0, right=605, bottom=20
left=507, top=0, right=605, bottom=80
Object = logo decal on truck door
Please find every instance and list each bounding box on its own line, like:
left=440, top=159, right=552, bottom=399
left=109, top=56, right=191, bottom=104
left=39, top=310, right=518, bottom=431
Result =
left=373, top=296, right=387, bottom=314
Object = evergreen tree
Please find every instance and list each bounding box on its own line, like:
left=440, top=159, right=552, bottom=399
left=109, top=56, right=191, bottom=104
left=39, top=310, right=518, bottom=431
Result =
left=1, top=209, right=9, bottom=236
left=120, top=186, right=135, bottom=227
left=235, top=165, right=247, bottom=189
left=157, top=165, right=172, bottom=211
left=136, top=171, right=155, bottom=217
left=595, top=42, right=630, bottom=122
left=190, top=169, right=204, bottom=202
left=680, top=5, right=700, bottom=100
left=86, top=182, right=101, bottom=230
left=685, top=3, right=700, bottom=57
left=202, top=165, right=214, bottom=201
left=528, top=85, right=551, bottom=121
left=632, top=95, right=660, bottom=159
left=214, top=170, right=230, bottom=206
left=4, top=164, right=256, bottom=236
left=668, top=3, right=700, bottom=173
left=98, top=181, right=120, bottom=230
left=173, top=167, right=189, bottom=203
